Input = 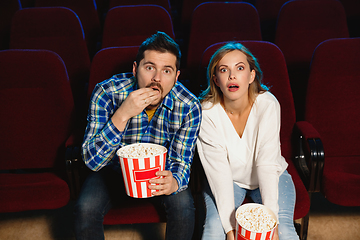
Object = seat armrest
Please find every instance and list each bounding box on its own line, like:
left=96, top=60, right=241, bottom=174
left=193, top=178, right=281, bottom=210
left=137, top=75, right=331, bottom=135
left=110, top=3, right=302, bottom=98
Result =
left=65, top=131, right=86, bottom=199
left=293, top=121, right=324, bottom=192
left=66, top=144, right=83, bottom=199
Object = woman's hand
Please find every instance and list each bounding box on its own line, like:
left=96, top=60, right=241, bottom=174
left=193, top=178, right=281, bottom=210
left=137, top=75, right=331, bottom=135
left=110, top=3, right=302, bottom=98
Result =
left=226, top=230, right=235, bottom=240
left=272, top=225, right=279, bottom=240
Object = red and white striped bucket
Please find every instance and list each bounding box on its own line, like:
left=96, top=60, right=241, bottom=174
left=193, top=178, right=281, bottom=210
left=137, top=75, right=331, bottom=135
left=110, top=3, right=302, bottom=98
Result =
left=235, top=203, right=278, bottom=240
left=117, top=143, right=167, bottom=198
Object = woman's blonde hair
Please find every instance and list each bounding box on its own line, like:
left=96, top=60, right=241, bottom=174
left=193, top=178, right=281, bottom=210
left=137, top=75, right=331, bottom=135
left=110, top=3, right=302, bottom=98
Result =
left=199, top=42, right=268, bottom=105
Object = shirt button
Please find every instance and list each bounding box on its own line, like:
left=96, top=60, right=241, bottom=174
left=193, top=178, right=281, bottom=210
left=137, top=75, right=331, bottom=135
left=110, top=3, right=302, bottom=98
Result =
left=113, top=138, right=118, bottom=143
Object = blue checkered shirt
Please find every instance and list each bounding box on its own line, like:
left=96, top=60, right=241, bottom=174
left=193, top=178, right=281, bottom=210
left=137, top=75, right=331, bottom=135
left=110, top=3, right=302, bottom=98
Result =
left=82, top=73, right=202, bottom=193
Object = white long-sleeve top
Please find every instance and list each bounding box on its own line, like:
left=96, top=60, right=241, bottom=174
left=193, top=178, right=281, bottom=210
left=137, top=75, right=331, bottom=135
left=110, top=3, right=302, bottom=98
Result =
left=196, top=92, right=288, bottom=233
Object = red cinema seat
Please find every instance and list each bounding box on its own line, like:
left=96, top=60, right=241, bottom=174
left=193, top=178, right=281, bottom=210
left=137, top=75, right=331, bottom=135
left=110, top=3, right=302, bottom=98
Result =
left=304, top=38, right=360, bottom=207
left=10, top=7, right=91, bottom=109
left=35, top=0, right=101, bottom=58
left=274, top=0, right=349, bottom=120
left=0, top=49, right=75, bottom=213
left=101, top=5, right=174, bottom=48
left=108, top=0, right=171, bottom=15
left=185, top=2, right=262, bottom=95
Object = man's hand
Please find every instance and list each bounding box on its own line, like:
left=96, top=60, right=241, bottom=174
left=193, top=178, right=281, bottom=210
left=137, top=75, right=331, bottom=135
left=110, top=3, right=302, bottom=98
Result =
left=148, top=170, right=179, bottom=196
left=111, top=88, right=160, bottom=131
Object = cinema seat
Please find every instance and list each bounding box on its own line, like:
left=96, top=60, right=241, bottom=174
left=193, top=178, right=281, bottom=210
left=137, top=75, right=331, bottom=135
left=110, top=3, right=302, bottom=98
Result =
left=10, top=7, right=91, bottom=109
left=35, top=0, right=101, bottom=58
left=304, top=38, right=360, bottom=207
left=0, top=49, right=75, bottom=213
left=101, top=5, right=174, bottom=48
left=274, top=0, right=349, bottom=120
left=185, top=2, right=262, bottom=95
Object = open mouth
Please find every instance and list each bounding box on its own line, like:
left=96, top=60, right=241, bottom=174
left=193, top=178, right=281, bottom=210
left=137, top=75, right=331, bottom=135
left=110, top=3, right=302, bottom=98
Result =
left=147, top=83, right=163, bottom=93
left=151, top=87, right=160, bottom=92
left=228, top=84, right=239, bottom=90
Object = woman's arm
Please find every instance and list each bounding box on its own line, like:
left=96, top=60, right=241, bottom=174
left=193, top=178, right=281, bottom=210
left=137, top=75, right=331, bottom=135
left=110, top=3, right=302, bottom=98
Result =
left=256, top=95, right=285, bottom=218
left=197, top=112, right=237, bottom=233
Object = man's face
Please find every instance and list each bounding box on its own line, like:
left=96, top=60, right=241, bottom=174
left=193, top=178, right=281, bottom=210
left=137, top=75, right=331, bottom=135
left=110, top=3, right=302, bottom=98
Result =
left=133, top=50, right=180, bottom=109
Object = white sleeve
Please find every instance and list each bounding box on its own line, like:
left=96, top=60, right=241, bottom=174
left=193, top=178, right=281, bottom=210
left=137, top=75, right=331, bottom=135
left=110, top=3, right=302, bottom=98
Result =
left=256, top=98, right=284, bottom=219
left=197, top=113, right=236, bottom=233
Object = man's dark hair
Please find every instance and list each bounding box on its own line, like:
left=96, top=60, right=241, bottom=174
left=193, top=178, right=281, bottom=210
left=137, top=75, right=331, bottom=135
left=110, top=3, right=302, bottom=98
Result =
left=136, top=31, right=181, bottom=70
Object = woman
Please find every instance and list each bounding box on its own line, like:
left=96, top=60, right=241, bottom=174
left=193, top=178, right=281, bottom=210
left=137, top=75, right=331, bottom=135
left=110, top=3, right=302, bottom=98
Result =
left=196, top=42, right=299, bottom=240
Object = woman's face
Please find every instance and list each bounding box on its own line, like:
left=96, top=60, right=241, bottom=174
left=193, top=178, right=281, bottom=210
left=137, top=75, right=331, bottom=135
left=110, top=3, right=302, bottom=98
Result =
left=213, top=50, right=255, bottom=101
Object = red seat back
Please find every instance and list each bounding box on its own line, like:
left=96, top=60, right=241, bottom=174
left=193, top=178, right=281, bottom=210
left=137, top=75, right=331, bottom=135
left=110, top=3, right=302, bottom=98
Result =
left=186, top=2, right=261, bottom=78
left=306, top=38, right=360, bottom=158
left=275, top=0, right=349, bottom=120
left=305, top=38, right=360, bottom=206
left=108, top=0, right=171, bottom=15
left=10, top=7, right=91, bottom=107
left=0, top=49, right=74, bottom=170
left=88, top=46, right=139, bottom=100
left=101, top=5, right=174, bottom=48
left=35, top=0, right=101, bottom=57
left=275, top=0, right=349, bottom=67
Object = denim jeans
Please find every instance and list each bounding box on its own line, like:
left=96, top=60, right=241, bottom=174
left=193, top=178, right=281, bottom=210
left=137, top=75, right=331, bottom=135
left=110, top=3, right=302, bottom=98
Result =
left=74, top=166, right=195, bottom=240
left=201, top=170, right=299, bottom=240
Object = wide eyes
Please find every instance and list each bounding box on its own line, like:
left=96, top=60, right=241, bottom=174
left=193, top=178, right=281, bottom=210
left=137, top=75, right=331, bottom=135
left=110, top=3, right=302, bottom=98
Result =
left=145, top=65, right=172, bottom=74
left=146, top=66, right=154, bottom=71
left=219, top=65, right=245, bottom=73
left=163, top=69, right=171, bottom=74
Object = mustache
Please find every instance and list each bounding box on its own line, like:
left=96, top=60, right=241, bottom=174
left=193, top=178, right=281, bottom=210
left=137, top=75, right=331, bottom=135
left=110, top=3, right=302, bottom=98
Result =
left=146, top=82, right=163, bottom=93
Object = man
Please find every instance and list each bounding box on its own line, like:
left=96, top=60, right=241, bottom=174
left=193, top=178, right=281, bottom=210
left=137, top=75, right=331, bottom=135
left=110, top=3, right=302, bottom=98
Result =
left=74, top=32, right=202, bottom=240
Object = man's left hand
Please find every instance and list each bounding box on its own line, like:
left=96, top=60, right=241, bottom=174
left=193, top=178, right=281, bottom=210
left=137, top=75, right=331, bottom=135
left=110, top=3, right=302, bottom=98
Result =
left=148, top=170, right=179, bottom=195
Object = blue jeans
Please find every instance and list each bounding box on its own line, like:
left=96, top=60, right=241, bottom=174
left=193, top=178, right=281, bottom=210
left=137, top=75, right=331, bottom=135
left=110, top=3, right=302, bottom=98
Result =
left=74, top=166, right=195, bottom=240
left=201, top=170, right=299, bottom=240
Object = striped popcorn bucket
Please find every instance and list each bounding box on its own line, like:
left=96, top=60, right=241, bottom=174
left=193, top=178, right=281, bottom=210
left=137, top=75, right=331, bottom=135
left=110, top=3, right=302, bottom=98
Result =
left=117, top=143, right=167, bottom=198
left=236, top=203, right=278, bottom=240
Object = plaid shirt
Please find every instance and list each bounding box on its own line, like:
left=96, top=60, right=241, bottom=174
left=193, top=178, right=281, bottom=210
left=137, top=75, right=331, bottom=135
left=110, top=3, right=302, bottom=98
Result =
left=82, top=73, right=202, bottom=193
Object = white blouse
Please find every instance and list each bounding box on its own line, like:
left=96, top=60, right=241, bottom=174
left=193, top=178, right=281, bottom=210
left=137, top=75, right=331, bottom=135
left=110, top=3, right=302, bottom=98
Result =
left=196, top=91, right=288, bottom=233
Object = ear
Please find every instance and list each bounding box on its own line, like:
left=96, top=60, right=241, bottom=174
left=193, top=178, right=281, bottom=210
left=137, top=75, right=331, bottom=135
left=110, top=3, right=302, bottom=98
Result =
left=175, top=70, right=180, bottom=83
left=213, top=75, right=220, bottom=87
left=132, top=61, right=137, bottom=77
left=249, top=70, right=255, bottom=84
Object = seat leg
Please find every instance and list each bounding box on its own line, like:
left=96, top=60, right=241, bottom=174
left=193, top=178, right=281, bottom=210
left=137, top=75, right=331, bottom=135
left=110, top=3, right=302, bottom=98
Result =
left=300, top=213, right=309, bottom=240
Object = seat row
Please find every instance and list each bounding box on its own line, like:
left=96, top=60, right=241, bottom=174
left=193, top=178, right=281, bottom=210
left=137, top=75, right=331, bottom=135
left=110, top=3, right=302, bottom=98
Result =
left=2, top=38, right=360, bottom=239
left=1, top=0, right=357, bottom=120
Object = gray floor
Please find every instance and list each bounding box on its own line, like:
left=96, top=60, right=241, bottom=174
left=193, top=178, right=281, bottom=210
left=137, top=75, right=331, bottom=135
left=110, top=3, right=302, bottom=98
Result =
left=0, top=193, right=359, bottom=240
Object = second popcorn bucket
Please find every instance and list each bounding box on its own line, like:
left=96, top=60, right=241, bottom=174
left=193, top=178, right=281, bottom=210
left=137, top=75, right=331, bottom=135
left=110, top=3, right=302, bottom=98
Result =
left=117, top=143, right=167, bottom=198
left=235, top=203, right=278, bottom=240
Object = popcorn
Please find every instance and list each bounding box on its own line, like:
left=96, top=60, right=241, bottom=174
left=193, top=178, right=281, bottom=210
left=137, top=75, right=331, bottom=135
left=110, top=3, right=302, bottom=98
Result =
left=236, top=205, right=277, bottom=232
left=117, top=143, right=165, bottom=158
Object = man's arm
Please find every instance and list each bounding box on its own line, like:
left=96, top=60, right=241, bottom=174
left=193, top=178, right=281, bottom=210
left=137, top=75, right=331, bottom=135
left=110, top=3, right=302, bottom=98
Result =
left=82, top=83, right=160, bottom=171
left=149, top=101, right=202, bottom=195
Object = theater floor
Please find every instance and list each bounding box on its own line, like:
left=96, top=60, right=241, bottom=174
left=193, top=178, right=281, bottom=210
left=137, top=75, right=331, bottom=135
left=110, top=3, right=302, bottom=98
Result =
left=1, top=192, right=359, bottom=240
